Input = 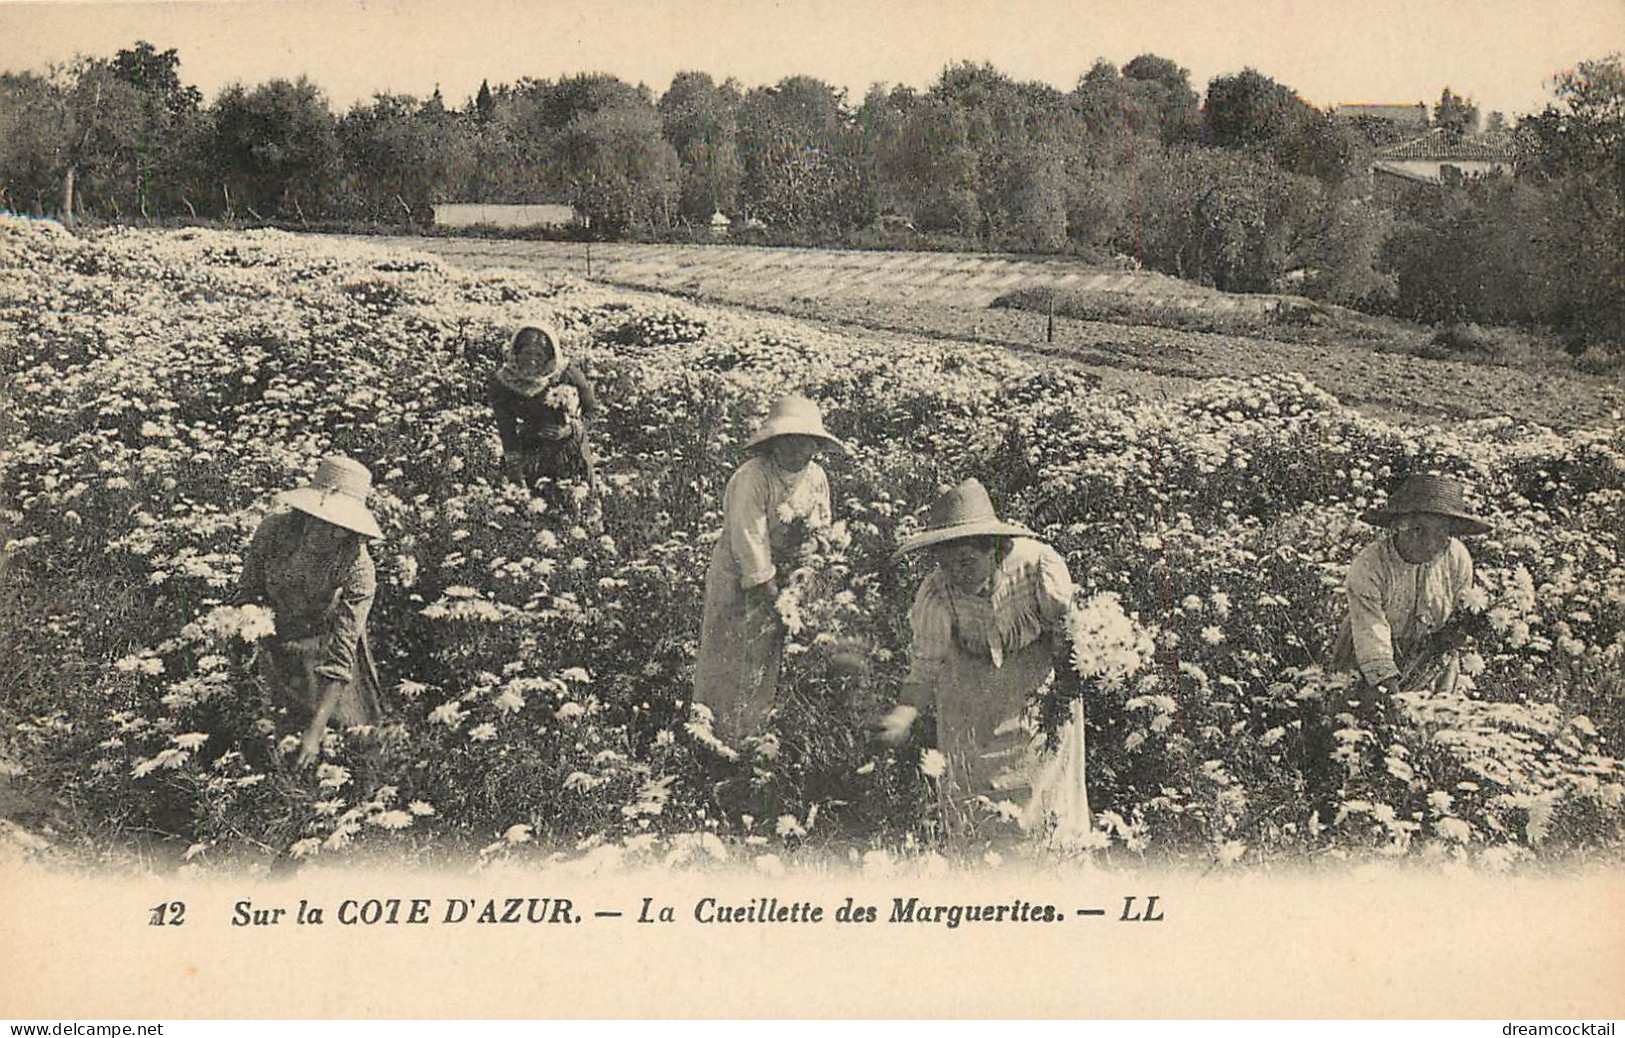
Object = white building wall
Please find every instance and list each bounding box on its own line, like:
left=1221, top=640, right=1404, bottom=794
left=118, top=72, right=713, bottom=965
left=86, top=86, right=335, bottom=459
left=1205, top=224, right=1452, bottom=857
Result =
left=432, top=203, right=579, bottom=228
left=1383, top=159, right=1506, bottom=181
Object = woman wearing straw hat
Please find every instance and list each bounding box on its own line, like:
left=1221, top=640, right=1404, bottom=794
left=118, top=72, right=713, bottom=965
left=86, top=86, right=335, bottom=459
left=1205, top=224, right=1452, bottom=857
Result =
left=489, top=324, right=599, bottom=494
left=236, top=456, right=386, bottom=768
left=1330, top=473, right=1490, bottom=698
left=877, top=479, right=1090, bottom=840
left=692, top=394, right=843, bottom=745
left=1309, top=473, right=1491, bottom=819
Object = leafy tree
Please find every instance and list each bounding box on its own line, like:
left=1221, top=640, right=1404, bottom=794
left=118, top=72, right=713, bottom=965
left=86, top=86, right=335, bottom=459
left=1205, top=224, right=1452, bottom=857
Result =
left=1131, top=146, right=1317, bottom=291
left=335, top=92, right=477, bottom=223
left=43, top=59, right=147, bottom=222
left=467, top=73, right=662, bottom=210
left=1433, top=87, right=1479, bottom=140
left=1380, top=55, right=1623, bottom=345
left=1295, top=191, right=1396, bottom=304
left=864, top=88, right=979, bottom=234
left=658, top=71, right=743, bottom=222
left=0, top=72, right=71, bottom=215
left=210, top=77, right=339, bottom=219
left=1382, top=178, right=1560, bottom=326
left=1000, top=142, right=1069, bottom=251
left=919, top=62, right=1095, bottom=248
left=1201, top=68, right=1309, bottom=150
left=1519, top=55, right=1624, bottom=189
left=110, top=41, right=201, bottom=116
left=854, top=83, right=913, bottom=221
left=1203, top=68, right=1362, bottom=184
left=1121, top=53, right=1200, bottom=144
left=105, top=42, right=206, bottom=217
left=465, top=78, right=564, bottom=203
left=560, top=100, right=680, bottom=236
left=1276, top=112, right=1368, bottom=184
left=1511, top=54, right=1625, bottom=345
left=538, top=73, right=651, bottom=134
left=737, top=76, right=872, bottom=232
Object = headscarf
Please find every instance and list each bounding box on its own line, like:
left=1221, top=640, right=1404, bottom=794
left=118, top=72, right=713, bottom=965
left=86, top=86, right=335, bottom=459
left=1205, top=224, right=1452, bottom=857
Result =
left=495, top=324, right=567, bottom=398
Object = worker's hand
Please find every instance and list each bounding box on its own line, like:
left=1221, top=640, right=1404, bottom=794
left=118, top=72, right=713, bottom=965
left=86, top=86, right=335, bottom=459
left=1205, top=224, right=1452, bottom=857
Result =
left=743, top=579, right=783, bottom=640
left=295, top=727, right=324, bottom=768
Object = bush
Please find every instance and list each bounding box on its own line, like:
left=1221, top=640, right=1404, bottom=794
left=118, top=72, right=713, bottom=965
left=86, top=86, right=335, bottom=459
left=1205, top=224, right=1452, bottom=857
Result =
left=1574, top=343, right=1625, bottom=377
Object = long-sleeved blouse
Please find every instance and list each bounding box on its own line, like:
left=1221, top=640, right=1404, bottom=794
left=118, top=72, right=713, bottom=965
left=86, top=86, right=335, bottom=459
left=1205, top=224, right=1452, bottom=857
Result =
left=903, top=538, right=1086, bottom=831
left=237, top=510, right=382, bottom=725
left=488, top=364, right=598, bottom=456
left=1331, top=534, right=1474, bottom=686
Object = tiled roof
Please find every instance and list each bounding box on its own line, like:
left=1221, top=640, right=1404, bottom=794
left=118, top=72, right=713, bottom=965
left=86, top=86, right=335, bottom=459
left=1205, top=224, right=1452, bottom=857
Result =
left=1378, top=129, right=1514, bottom=161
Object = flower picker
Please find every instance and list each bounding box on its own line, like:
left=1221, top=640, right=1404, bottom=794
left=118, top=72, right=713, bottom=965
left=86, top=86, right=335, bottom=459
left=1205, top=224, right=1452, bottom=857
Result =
left=234, top=456, right=387, bottom=770
left=1308, top=473, right=1493, bottom=820
left=875, top=478, right=1092, bottom=846
left=692, top=395, right=844, bottom=754
left=488, top=323, right=601, bottom=522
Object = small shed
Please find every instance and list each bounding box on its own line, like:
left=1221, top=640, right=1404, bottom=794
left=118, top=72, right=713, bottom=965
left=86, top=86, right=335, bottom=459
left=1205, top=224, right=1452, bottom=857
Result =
left=709, top=211, right=732, bottom=238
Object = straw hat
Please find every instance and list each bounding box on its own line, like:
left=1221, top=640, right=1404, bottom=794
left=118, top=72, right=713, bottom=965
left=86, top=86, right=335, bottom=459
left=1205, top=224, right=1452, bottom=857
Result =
left=893, top=478, right=1036, bottom=558
left=742, top=394, right=846, bottom=453
left=1361, top=474, right=1490, bottom=537
left=279, top=456, right=384, bottom=540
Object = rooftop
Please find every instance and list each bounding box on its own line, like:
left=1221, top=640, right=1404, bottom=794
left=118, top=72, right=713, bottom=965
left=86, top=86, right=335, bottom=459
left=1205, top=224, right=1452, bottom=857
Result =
left=1378, top=129, right=1515, bottom=162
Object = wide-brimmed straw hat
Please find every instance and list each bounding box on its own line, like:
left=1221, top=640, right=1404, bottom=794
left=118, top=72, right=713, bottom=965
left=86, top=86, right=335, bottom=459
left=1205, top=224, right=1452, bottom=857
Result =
left=893, top=478, right=1036, bottom=558
left=742, top=394, right=846, bottom=453
left=279, top=456, right=384, bottom=540
left=1361, top=474, right=1491, bottom=537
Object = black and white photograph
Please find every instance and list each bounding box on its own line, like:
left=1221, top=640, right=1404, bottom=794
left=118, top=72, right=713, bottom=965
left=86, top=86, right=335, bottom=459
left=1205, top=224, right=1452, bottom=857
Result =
left=1, top=0, right=1622, bottom=1021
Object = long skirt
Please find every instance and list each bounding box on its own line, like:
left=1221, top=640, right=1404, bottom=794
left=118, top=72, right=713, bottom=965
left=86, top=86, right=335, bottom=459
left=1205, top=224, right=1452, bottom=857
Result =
left=511, top=429, right=596, bottom=487
left=692, top=568, right=783, bottom=746
left=931, top=634, right=1091, bottom=842
left=260, top=632, right=384, bottom=729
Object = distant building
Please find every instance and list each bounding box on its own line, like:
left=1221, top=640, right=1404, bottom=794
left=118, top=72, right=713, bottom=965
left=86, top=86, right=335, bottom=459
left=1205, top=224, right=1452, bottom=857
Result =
left=431, top=203, right=581, bottom=230
left=709, top=211, right=732, bottom=238
left=1331, top=102, right=1430, bottom=130
left=1371, top=129, right=1514, bottom=199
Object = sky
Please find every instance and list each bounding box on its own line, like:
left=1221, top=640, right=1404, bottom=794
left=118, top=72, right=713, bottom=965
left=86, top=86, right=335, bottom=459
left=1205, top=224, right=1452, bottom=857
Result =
left=1, top=0, right=1622, bottom=118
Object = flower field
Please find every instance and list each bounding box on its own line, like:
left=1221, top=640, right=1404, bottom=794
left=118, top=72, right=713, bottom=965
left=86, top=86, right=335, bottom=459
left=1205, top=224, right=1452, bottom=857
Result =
left=2, top=215, right=1622, bottom=874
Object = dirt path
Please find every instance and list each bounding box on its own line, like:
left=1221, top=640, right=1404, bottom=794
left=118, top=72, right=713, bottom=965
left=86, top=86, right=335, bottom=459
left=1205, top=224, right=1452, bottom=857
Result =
left=361, top=235, right=1623, bottom=431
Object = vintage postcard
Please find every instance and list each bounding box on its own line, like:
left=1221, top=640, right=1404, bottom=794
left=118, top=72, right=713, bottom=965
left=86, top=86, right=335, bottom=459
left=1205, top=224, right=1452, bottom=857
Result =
left=1, top=0, right=1622, bottom=1020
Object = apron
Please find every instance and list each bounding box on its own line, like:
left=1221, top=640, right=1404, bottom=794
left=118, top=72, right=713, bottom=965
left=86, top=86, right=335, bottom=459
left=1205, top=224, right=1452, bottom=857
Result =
left=931, top=631, right=1091, bottom=842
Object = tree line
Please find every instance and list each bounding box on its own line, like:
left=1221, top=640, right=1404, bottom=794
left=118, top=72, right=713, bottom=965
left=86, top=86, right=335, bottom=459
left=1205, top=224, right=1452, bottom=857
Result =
left=2, top=43, right=1621, bottom=349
